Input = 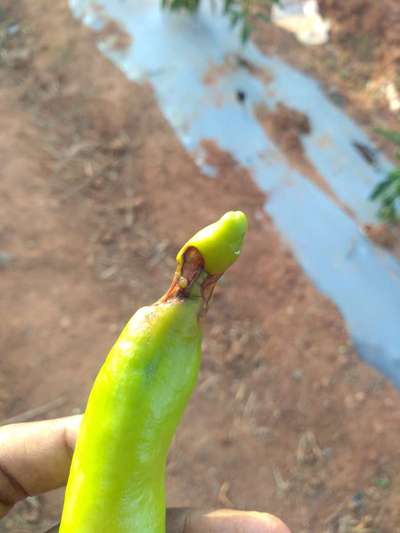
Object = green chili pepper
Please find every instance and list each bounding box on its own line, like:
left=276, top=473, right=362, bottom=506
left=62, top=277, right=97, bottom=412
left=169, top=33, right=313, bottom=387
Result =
left=59, top=211, right=247, bottom=533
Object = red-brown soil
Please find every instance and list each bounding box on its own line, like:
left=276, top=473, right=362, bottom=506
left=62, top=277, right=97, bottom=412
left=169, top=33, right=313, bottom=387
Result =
left=1, top=2, right=400, bottom=532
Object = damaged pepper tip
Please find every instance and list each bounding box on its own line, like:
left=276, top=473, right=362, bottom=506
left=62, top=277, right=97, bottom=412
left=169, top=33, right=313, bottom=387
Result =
left=161, top=211, right=248, bottom=306
left=176, top=211, right=248, bottom=276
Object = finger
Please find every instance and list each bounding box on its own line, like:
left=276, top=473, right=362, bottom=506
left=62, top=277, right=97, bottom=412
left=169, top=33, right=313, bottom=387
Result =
left=0, top=415, right=81, bottom=518
left=0, top=417, right=291, bottom=533
left=46, top=508, right=291, bottom=533
left=166, top=508, right=291, bottom=533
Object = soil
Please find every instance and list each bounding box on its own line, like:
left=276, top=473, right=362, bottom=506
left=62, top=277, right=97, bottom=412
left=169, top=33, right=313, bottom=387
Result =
left=319, top=0, right=400, bottom=78
left=254, top=102, right=356, bottom=221
left=1, top=1, right=400, bottom=533
left=254, top=0, right=400, bottom=158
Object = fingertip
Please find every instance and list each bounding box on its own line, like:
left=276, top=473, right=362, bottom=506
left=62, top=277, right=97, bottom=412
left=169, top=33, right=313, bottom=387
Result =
left=63, top=415, right=82, bottom=451
left=188, top=509, right=291, bottom=533
left=251, top=511, right=292, bottom=533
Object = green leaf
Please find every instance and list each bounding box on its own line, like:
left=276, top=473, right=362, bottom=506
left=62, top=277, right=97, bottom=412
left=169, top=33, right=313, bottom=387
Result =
left=229, top=10, right=242, bottom=27
left=223, top=0, right=235, bottom=14
left=387, top=167, right=400, bottom=181
left=240, top=21, right=252, bottom=43
left=375, top=128, right=400, bottom=147
left=370, top=179, right=392, bottom=200
left=161, top=0, right=200, bottom=11
left=161, top=0, right=275, bottom=44
left=378, top=204, right=398, bottom=223
left=256, top=12, right=271, bottom=22
left=374, top=477, right=391, bottom=489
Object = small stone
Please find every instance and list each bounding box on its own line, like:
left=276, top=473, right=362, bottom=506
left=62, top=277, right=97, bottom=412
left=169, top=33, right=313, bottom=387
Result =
left=338, top=514, right=355, bottom=533
left=6, top=47, right=31, bottom=67
left=0, top=251, right=14, bottom=268
left=362, top=515, right=373, bottom=527
left=6, top=23, right=20, bottom=35
left=349, top=490, right=364, bottom=511
left=109, top=136, right=129, bottom=152
left=322, top=447, right=333, bottom=460
left=100, top=231, right=114, bottom=244
left=384, top=396, right=394, bottom=407
left=327, top=89, right=346, bottom=107
left=296, top=431, right=322, bottom=465
left=92, top=177, right=105, bottom=190
left=60, top=316, right=71, bottom=329
left=236, top=89, right=246, bottom=104
left=365, top=486, right=380, bottom=500
left=292, top=369, right=303, bottom=381
left=321, top=376, right=331, bottom=388
left=99, top=265, right=118, bottom=280
left=21, top=495, right=41, bottom=523
left=337, top=354, right=348, bottom=367
left=235, top=383, right=246, bottom=401
left=355, top=391, right=365, bottom=402
left=254, top=426, right=272, bottom=437
left=345, top=395, right=355, bottom=409
left=273, top=408, right=281, bottom=419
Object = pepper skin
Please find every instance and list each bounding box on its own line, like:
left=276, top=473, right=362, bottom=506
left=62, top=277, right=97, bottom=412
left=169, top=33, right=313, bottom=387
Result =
left=176, top=210, right=248, bottom=275
left=59, top=211, right=247, bottom=533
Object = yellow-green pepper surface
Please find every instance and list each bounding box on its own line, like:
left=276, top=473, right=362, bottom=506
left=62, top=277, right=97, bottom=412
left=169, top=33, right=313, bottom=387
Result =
left=59, top=211, right=248, bottom=533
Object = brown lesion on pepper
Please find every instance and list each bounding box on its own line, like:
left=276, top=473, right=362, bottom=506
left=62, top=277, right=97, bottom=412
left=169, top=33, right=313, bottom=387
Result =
left=199, top=273, right=221, bottom=312
left=159, top=247, right=221, bottom=312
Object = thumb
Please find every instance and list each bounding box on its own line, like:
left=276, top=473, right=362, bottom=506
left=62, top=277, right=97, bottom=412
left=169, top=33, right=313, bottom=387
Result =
left=166, top=507, right=291, bottom=533
left=47, top=508, right=291, bottom=532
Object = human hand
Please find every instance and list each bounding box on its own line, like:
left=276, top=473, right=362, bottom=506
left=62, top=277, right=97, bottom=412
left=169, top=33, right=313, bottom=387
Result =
left=0, top=416, right=290, bottom=532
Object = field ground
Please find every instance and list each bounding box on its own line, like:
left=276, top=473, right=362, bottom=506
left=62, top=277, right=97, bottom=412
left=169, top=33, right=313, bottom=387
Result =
left=0, top=1, right=399, bottom=531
